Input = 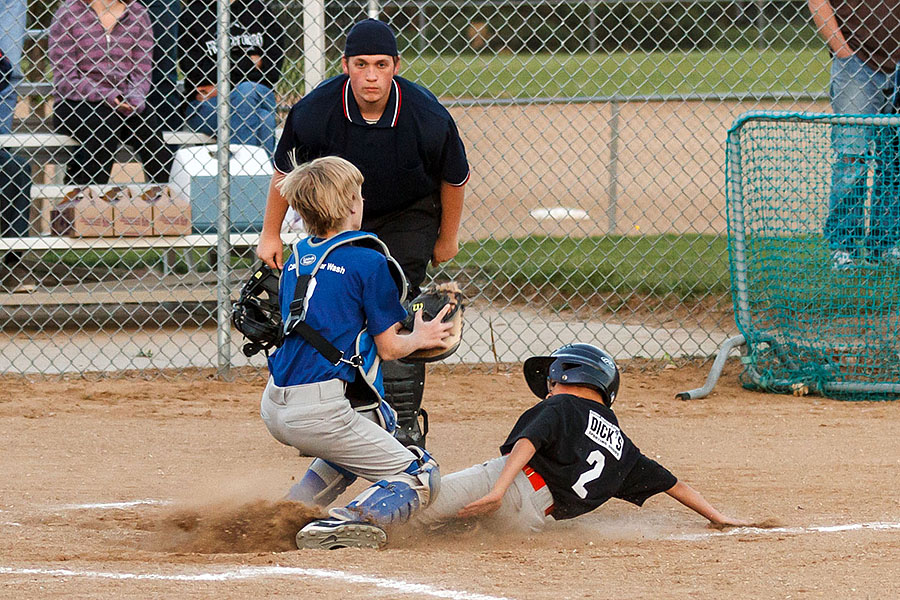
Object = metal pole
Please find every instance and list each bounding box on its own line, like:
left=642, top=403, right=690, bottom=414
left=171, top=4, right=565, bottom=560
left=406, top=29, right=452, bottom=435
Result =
left=367, top=0, right=380, bottom=19
left=215, top=0, right=233, bottom=377
left=606, top=100, right=620, bottom=235
left=303, top=0, right=326, bottom=95
left=417, top=3, right=426, bottom=54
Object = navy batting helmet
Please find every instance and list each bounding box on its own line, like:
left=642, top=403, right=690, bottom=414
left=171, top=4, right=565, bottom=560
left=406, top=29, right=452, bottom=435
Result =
left=523, top=343, right=620, bottom=406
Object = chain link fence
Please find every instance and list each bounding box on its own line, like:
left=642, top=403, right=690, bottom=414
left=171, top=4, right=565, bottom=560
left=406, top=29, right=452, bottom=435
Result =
left=0, top=0, right=835, bottom=377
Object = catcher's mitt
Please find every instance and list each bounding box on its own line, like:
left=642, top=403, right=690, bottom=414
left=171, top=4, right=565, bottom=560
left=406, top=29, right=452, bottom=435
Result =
left=401, top=282, right=465, bottom=363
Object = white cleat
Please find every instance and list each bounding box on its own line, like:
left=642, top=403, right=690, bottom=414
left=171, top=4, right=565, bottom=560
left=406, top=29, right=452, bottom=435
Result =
left=295, top=518, right=387, bottom=550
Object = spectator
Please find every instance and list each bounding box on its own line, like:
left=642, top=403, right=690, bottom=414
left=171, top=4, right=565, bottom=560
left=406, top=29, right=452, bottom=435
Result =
left=1, top=0, right=33, bottom=290
left=0, top=0, right=26, bottom=125
left=145, top=0, right=183, bottom=131
left=179, top=0, right=285, bottom=155
left=809, top=0, right=900, bottom=268
left=48, top=0, right=174, bottom=185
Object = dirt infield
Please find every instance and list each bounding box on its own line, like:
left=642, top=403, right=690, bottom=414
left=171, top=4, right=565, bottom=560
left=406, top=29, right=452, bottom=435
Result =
left=1, top=361, right=898, bottom=599
left=452, top=99, right=831, bottom=239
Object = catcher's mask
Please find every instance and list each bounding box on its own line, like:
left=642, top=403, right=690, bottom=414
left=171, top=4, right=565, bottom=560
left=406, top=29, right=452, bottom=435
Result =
left=232, top=264, right=283, bottom=357
left=523, top=343, right=620, bottom=406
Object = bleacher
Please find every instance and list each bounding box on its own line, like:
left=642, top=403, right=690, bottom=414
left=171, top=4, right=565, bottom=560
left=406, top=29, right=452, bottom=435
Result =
left=1, top=54, right=273, bottom=272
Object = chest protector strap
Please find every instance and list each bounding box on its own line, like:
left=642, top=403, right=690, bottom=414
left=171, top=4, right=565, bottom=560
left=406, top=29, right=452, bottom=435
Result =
left=282, top=231, right=408, bottom=410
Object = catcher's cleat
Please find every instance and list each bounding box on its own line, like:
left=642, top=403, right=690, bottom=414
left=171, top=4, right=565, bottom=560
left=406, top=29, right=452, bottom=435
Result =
left=295, top=518, right=387, bottom=550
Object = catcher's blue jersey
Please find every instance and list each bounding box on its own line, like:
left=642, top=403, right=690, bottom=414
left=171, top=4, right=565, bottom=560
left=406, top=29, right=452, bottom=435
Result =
left=267, top=231, right=407, bottom=388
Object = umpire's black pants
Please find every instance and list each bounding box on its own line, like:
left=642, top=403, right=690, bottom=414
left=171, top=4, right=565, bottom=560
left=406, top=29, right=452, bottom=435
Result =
left=362, top=193, right=442, bottom=448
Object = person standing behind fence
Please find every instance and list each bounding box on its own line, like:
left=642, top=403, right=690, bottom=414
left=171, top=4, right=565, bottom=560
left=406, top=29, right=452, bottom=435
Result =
left=48, top=0, right=174, bottom=186
left=256, top=19, right=470, bottom=457
left=809, top=0, right=900, bottom=269
left=1, top=45, right=32, bottom=291
left=0, top=0, right=25, bottom=127
left=179, top=0, right=285, bottom=156
left=145, top=0, right=183, bottom=132
left=0, top=0, right=33, bottom=289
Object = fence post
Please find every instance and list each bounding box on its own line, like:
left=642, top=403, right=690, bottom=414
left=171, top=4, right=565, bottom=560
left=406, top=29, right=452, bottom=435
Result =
left=303, top=0, right=326, bottom=94
left=216, top=0, right=233, bottom=376
left=606, top=100, right=620, bottom=235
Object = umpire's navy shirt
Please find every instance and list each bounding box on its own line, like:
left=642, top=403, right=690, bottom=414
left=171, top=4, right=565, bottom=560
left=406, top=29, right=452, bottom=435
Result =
left=274, top=74, right=470, bottom=220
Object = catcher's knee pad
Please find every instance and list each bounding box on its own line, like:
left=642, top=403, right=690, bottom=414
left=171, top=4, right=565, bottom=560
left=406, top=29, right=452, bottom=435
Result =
left=330, top=448, right=440, bottom=525
left=382, top=360, right=427, bottom=448
left=285, top=459, right=357, bottom=506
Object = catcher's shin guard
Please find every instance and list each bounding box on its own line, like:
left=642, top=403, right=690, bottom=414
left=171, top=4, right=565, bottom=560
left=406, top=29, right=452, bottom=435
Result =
left=285, top=459, right=357, bottom=506
left=382, top=360, right=427, bottom=448
left=329, top=448, right=440, bottom=525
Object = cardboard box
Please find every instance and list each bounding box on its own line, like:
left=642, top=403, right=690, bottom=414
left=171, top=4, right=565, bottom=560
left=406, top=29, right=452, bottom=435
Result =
left=145, top=185, right=191, bottom=236
left=111, top=187, right=153, bottom=237
left=50, top=187, right=115, bottom=237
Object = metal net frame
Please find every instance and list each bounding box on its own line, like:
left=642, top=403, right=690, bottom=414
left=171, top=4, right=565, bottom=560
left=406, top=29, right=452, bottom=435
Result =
left=727, top=111, right=900, bottom=401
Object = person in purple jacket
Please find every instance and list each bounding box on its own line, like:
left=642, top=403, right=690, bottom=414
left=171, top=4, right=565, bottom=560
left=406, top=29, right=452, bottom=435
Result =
left=48, top=0, right=174, bottom=185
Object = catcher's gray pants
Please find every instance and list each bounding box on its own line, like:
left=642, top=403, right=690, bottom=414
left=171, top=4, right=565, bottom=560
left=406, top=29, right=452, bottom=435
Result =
left=260, top=376, right=418, bottom=482
left=413, top=456, right=554, bottom=532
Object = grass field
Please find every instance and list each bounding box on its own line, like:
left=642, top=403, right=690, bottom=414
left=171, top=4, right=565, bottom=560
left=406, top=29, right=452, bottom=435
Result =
left=280, top=47, right=831, bottom=99
left=43, top=234, right=731, bottom=304
left=455, top=234, right=729, bottom=302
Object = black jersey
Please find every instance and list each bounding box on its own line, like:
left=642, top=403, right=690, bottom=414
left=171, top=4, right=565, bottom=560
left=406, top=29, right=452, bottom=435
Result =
left=500, top=393, right=677, bottom=520
left=273, top=75, right=470, bottom=220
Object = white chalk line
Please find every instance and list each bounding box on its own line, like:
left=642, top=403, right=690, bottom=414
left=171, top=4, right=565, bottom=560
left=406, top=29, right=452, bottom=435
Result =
left=667, top=520, right=900, bottom=541
left=0, top=565, right=513, bottom=600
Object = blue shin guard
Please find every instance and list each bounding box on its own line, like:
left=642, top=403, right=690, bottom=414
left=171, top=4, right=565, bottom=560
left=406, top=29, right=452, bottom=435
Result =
left=285, top=459, right=357, bottom=506
left=328, top=448, right=440, bottom=525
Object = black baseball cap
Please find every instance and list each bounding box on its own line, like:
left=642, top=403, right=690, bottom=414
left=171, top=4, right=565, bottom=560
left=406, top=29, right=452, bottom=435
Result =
left=344, top=19, right=398, bottom=57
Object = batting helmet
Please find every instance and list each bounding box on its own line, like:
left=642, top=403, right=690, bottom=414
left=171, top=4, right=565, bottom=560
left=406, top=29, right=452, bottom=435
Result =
left=523, top=343, right=620, bottom=406
left=231, top=264, right=283, bottom=357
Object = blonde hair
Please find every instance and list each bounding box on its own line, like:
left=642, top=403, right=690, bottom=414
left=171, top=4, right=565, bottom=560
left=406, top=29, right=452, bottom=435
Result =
left=277, top=155, right=364, bottom=237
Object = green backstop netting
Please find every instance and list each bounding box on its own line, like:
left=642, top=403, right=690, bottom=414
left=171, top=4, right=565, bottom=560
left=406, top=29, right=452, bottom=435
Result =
left=726, top=111, right=900, bottom=401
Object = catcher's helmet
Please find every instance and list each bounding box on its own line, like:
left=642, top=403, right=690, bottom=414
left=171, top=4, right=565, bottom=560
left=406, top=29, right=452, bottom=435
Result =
left=231, top=264, right=283, bottom=357
left=523, top=343, right=620, bottom=406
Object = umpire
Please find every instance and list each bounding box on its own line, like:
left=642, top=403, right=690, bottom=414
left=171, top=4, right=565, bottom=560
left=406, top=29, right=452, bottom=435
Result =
left=256, top=18, right=470, bottom=449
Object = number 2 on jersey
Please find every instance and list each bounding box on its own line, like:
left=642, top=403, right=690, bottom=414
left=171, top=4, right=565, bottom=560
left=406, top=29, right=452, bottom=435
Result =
left=572, top=450, right=606, bottom=499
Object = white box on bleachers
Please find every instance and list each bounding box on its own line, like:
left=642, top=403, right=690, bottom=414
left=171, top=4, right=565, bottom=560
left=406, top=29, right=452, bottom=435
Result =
left=168, top=144, right=272, bottom=234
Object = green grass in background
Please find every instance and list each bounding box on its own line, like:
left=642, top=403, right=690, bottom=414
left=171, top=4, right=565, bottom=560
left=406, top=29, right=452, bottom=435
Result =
left=454, top=234, right=729, bottom=303
left=280, top=48, right=831, bottom=100
left=41, top=235, right=729, bottom=303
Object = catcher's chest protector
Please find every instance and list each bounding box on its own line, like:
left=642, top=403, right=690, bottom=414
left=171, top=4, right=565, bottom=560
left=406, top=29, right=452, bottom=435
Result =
left=283, top=231, right=407, bottom=410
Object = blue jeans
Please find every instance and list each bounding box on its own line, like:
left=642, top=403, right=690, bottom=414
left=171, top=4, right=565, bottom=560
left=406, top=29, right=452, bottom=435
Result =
left=0, top=83, right=29, bottom=239
left=145, top=0, right=183, bottom=131
left=0, top=0, right=27, bottom=84
left=1, top=5, right=29, bottom=245
left=0, top=81, right=16, bottom=133
left=186, top=81, right=276, bottom=156
left=825, top=54, right=900, bottom=259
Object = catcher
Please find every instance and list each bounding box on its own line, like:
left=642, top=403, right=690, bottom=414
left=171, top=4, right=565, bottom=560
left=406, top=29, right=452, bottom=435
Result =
left=250, top=155, right=460, bottom=549
left=413, top=343, right=751, bottom=534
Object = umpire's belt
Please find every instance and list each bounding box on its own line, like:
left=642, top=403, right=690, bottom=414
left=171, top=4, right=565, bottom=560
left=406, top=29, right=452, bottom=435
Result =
left=522, top=464, right=554, bottom=516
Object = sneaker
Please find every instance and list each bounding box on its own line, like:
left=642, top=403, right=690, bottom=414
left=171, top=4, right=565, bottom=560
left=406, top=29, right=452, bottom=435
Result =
left=831, top=250, right=855, bottom=271
left=295, top=518, right=387, bottom=550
